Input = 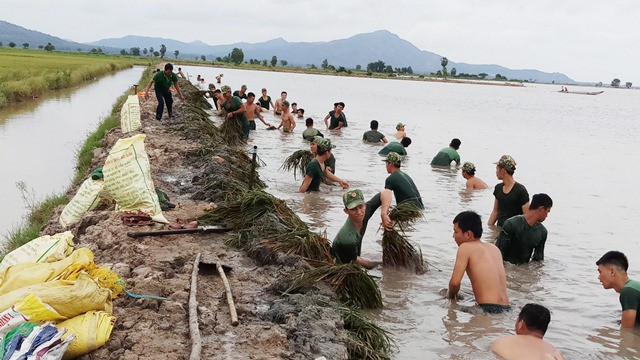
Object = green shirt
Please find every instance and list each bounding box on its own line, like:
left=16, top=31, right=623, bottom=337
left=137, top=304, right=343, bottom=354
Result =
left=385, top=171, right=424, bottom=209
left=493, top=182, right=529, bottom=226
left=620, top=279, right=640, bottom=324
left=233, top=90, right=247, bottom=99
left=325, top=153, right=336, bottom=174
left=331, top=193, right=382, bottom=263
left=328, top=110, right=347, bottom=129
left=153, top=71, right=178, bottom=92
left=430, top=147, right=460, bottom=166
left=221, top=96, right=248, bottom=124
left=363, top=130, right=386, bottom=143
left=496, top=215, right=547, bottom=264
left=378, top=142, right=407, bottom=155
left=302, top=128, right=323, bottom=141
left=304, top=159, right=324, bottom=192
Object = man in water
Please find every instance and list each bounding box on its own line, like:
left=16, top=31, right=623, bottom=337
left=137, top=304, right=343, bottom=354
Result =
left=363, top=120, right=388, bottom=144
left=274, top=91, right=287, bottom=115
left=431, top=138, right=462, bottom=167
left=488, top=155, right=529, bottom=228
left=446, top=211, right=510, bottom=314
left=324, top=102, right=348, bottom=130
left=310, top=136, right=335, bottom=174
left=302, top=118, right=323, bottom=141
left=393, top=123, right=406, bottom=139
left=378, top=137, right=411, bottom=156
left=220, top=85, right=250, bottom=144
left=380, top=152, right=423, bottom=228
left=245, top=92, right=271, bottom=130
left=277, top=100, right=296, bottom=132
left=491, top=304, right=564, bottom=359
left=496, top=193, right=552, bottom=265
left=461, top=162, right=488, bottom=190
left=597, top=251, right=640, bottom=328
left=144, top=63, right=185, bottom=120
left=212, top=89, right=223, bottom=113
left=291, top=102, right=298, bottom=115
left=258, top=88, right=275, bottom=111
left=177, top=67, right=186, bottom=79
left=233, top=84, right=248, bottom=100
left=299, top=138, right=348, bottom=192
left=297, top=108, right=305, bottom=118
left=215, top=74, right=223, bottom=84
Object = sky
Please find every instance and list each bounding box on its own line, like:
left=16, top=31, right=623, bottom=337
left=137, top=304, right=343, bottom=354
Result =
left=2, top=0, right=638, bottom=83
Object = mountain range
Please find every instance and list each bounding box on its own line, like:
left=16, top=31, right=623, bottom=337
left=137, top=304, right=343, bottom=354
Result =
left=0, top=20, right=575, bottom=83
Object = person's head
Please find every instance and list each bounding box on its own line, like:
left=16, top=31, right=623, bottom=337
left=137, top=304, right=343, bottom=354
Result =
left=597, top=251, right=629, bottom=290
left=529, top=193, right=553, bottom=222
left=197, top=74, right=201, bottom=79
left=450, top=138, right=461, bottom=150
left=336, top=102, right=345, bottom=111
left=400, top=137, right=412, bottom=148
left=315, top=138, right=335, bottom=157
left=383, top=152, right=402, bottom=172
left=396, top=122, right=405, bottom=131
left=213, top=89, right=222, bottom=99
left=208, top=83, right=215, bottom=90
left=297, top=108, right=304, bottom=117
left=178, top=67, right=182, bottom=71
left=305, top=117, right=314, bottom=127
left=452, top=211, right=483, bottom=245
left=370, top=120, right=379, bottom=130
left=495, top=155, right=517, bottom=178
left=246, top=92, right=255, bottom=104
left=241, top=84, right=247, bottom=91
left=291, top=102, right=297, bottom=108
left=262, top=88, right=267, bottom=94
left=282, top=100, right=290, bottom=110
left=221, top=85, right=232, bottom=99
left=515, top=304, right=551, bottom=337
left=461, top=162, right=476, bottom=178
left=343, top=189, right=366, bottom=223
left=164, top=63, right=174, bottom=76
left=281, top=91, right=287, bottom=99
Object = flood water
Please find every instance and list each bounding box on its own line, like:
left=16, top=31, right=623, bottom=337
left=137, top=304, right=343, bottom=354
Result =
left=0, top=66, right=143, bottom=238
left=182, top=65, right=640, bottom=359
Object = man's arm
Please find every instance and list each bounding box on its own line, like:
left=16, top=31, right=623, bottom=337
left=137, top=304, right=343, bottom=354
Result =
left=495, top=223, right=512, bottom=254
left=362, top=133, right=367, bottom=141
left=227, top=103, right=247, bottom=119
left=289, top=115, right=296, bottom=131
left=488, top=199, right=499, bottom=226
left=299, top=175, right=313, bottom=193
left=325, top=170, right=348, bottom=189
left=335, top=120, right=344, bottom=130
left=448, top=246, right=469, bottom=299
left=355, top=257, right=378, bottom=269
left=621, top=310, right=637, bottom=328
left=531, top=233, right=546, bottom=261
left=143, top=78, right=154, bottom=99
left=174, top=82, right=185, bottom=101
left=382, top=136, right=388, bottom=144
left=380, top=189, right=393, bottom=230
left=256, top=108, right=270, bottom=126
left=323, top=114, right=330, bottom=128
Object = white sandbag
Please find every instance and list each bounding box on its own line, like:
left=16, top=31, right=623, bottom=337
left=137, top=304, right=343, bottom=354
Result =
left=58, top=178, right=104, bottom=228
left=0, top=232, right=74, bottom=272
left=120, top=95, right=141, bottom=133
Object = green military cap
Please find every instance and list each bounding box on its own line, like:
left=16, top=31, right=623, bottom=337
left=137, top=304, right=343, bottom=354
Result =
left=343, top=189, right=365, bottom=210
left=316, top=138, right=336, bottom=152
left=462, top=162, right=476, bottom=173
left=495, top=155, right=517, bottom=171
left=220, top=85, right=231, bottom=94
left=241, top=84, right=247, bottom=90
left=396, top=122, right=405, bottom=130
left=282, top=100, right=290, bottom=107
left=382, top=152, right=402, bottom=166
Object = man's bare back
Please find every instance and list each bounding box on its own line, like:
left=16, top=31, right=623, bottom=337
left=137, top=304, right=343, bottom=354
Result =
left=492, top=335, right=564, bottom=360
left=466, top=176, right=488, bottom=190
left=462, top=241, right=509, bottom=305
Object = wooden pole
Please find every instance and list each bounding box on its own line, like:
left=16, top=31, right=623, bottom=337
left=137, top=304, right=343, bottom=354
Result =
left=189, top=253, right=202, bottom=360
left=248, top=146, right=258, bottom=190
left=217, top=263, right=239, bottom=326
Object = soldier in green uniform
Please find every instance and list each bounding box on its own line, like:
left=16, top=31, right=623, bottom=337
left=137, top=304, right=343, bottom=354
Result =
left=302, top=118, right=324, bottom=141
left=378, top=137, right=411, bottom=156
left=430, top=138, right=461, bottom=166
left=488, top=155, right=530, bottom=227
left=233, top=84, right=248, bottom=99
left=220, top=85, right=250, bottom=144
left=597, top=251, right=640, bottom=328
left=363, top=120, right=388, bottom=144
left=144, top=63, right=185, bottom=120
left=299, top=138, right=348, bottom=192
left=379, top=152, right=424, bottom=228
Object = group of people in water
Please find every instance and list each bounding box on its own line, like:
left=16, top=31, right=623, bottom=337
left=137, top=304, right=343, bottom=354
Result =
left=147, top=63, right=638, bottom=359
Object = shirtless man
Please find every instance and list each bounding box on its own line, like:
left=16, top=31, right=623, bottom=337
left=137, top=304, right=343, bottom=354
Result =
left=177, top=67, right=186, bottom=79
left=461, top=162, right=488, bottom=190
left=277, top=100, right=296, bottom=132
left=291, top=102, right=298, bottom=115
left=491, top=304, right=564, bottom=360
left=446, top=211, right=510, bottom=314
left=274, top=91, right=287, bottom=116
left=245, top=92, right=271, bottom=130
left=394, top=123, right=407, bottom=139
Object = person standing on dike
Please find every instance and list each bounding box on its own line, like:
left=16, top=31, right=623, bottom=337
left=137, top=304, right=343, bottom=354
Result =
left=144, top=63, right=185, bottom=120
left=324, top=102, right=348, bottom=130
left=220, top=85, right=250, bottom=144
left=379, top=152, right=424, bottom=229
left=299, top=138, right=348, bottom=192
left=258, top=88, right=275, bottom=112
left=488, top=155, right=529, bottom=228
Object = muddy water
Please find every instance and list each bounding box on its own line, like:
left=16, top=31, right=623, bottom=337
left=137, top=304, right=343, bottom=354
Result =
left=0, top=67, right=143, bottom=238
left=198, top=66, right=639, bottom=359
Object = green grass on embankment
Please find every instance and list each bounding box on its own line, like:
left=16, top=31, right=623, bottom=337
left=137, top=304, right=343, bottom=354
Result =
left=1, top=66, right=155, bottom=260
left=0, top=48, right=148, bottom=109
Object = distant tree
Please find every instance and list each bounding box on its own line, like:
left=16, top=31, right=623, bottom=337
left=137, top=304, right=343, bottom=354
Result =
left=195, top=56, right=198, bottom=60
left=143, top=48, right=148, bottom=55
left=149, top=46, right=154, bottom=54
left=230, top=48, right=244, bottom=64
left=611, top=78, right=621, bottom=87
left=130, top=47, right=140, bottom=56
left=450, top=67, right=457, bottom=76
left=0, top=41, right=2, bottom=47
left=22, top=43, right=29, bottom=49
left=120, top=49, right=128, bottom=55
left=626, top=82, right=632, bottom=89
left=478, top=73, right=488, bottom=80
left=337, top=66, right=346, bottom=73
left=38, top=45, right=44, bottom=49
left=261, top=59, right=267, bottom=66
left=90, top=48, right=98, bottom=54
left=174, top=50, right=179, bottom=59
left=201, top=55, right=206, bottom=61
left=280, top=60, right=288, bottom=66
left=270, top=55, right=278, bottom=66
left=159, top=44, right=166, bottom=58
left=9, top=42, right=16, bottom=48
left=153, top=51, right=160, bottom=57
left=355, top=64, right=361, bottom=71
left=77, top=47, right=82, bottom=52
left=384, top=65, right=393, bottom=73
left=321, top=59, right=329, bottom=69
left=97, top=48, right=103, bottom=54
left=436, top=70, right=442, bottom=76
left=327, top=65, right=336, bottom=71
left=595, top=82, right=603, bottom=87
left=309, top=64, right=317, bottom=69
left=406, top=66, right=413, bottom=74
left=367, top=60, right=386, bottom=73
left=495, top=74, right=508, bottom=80
left=44, top=43, right=55, bottom=51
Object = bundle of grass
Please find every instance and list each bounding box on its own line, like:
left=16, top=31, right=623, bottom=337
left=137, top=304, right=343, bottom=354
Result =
left=286, top=263, right=383, bottom=309
left=219, top=116, right=244, bottom=145
left=280, top=150, right=314, bottom=179
left=382, top=202, right=426, bottom=274
left=260, top=229, right=333, bottom=263
left=340, top=305, right=393, bottom=360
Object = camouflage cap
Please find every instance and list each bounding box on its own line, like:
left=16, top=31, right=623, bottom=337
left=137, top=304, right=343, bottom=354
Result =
left=396, top=122, right=405, bottom=130
left=462, top=162, right=476, bottom=173
left=316, top=138, right=336, bottom=152
left=282, top=100, right=290, bottom=107
left=382, top=152, right=402, bottom=166
left=495, top=155, right=517, bottom=171
left=343, top=189, right=366, bottom=210
left=220, top=85, right=231, bottom=94
left=241, top=84, right=247, bottom=89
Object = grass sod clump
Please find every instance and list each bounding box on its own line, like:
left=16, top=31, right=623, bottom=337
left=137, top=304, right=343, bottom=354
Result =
left=281, top=150, right=314, bottom=179
left=382, top=201, right=426, bottom=274
left=340, top=305, right=394, bottom=360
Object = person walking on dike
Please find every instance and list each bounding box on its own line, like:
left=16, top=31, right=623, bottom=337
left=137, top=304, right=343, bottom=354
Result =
left=310, top=136, right=336, bottom=174
left=220, top=85, right=250, bottom=144
left=496, top=193, right=552, bottom=265
left=488, top=155, right=529, bottom=228
left=274, top=91, right=288, bottom=115
left=461, top=162, right=488, bottom=190
left=430, top=138, right=462, bottom=167
left=277, top=101, right=296, bottom=132
left=302, top=118, right=323, bottom=141
left=233, top=84, right=248, bottom=100
left=491, top=304, right=564, bottom=360
left=299, top=138, right=348, bottom=192
left=394, top=123, right=407, bottom=139
left=331, top=189, right=382, bottom=269
left=324, top=102, right=348, bottom=130
left=144, top=63, right=185, bottom=120
left=380, top=152, right=423, bottom=228
left=363, top=120, right=388, bottom=144
left=596, top=251, right=640, bottom=328
left=378, top=137, right=412, bottom=156
left=446, top=211, right=511, bottom=314
left=245, top=92, right=271, bottom=130
left=258, top=88, right=275, bottom=111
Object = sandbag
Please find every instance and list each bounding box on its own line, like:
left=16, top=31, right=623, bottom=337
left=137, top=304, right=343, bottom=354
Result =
left=57, top=311, right=114, bottom=359
left=36, top=334, right=74, bottom=360
left=58, top=178, right=104, bottom=228
left=103, top=134, right=168, bottom=223
left=0, top=232, right=74, bottom=273
left=0, top=294, right=66, bottom=339
left=120, top=95, right=141, bottom=133
left=0, top=249, right=94, bottom=295
left=0, top=274, right=111, bottom=319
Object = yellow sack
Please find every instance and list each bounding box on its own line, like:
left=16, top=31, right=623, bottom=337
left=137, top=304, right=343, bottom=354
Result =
left=120, top=94, right=142, bottom=133
left=65, top=266, right=124, bottom=299
left=0, top=294, right=67, bottom=336
left=0, top=273, right=111, bottom=319
left=103, top=134, right=168, bottom=223
left=0, top=249, right=94, bottom=295
left=0, top=231, right=74, bottom=272
left=59, top=178, right=105, bottom=228
left=57, top=311, right=115, bottom=360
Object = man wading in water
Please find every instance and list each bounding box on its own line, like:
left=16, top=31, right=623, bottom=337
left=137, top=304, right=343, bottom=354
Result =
left=379, top=152, right=423, bottom=228
left=277, top=101, right=296, bottom=132
left=324, top=102, right=347, bottom=130
left=299, top=138, right=348, bottom=192
left=245, top=92, right=271, bottom=130
left=144, top=63, right=185, bottom=120
left=274, top=91, right=287, bottom=115
left=596, top=251, right=640, bottom=328
left=220, top=85, right=250, bottom=144
left=461, top=162, right=488, bottom=190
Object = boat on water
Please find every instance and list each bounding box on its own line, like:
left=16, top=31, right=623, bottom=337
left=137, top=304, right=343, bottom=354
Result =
left=558, top=90, right=604, bottom=95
